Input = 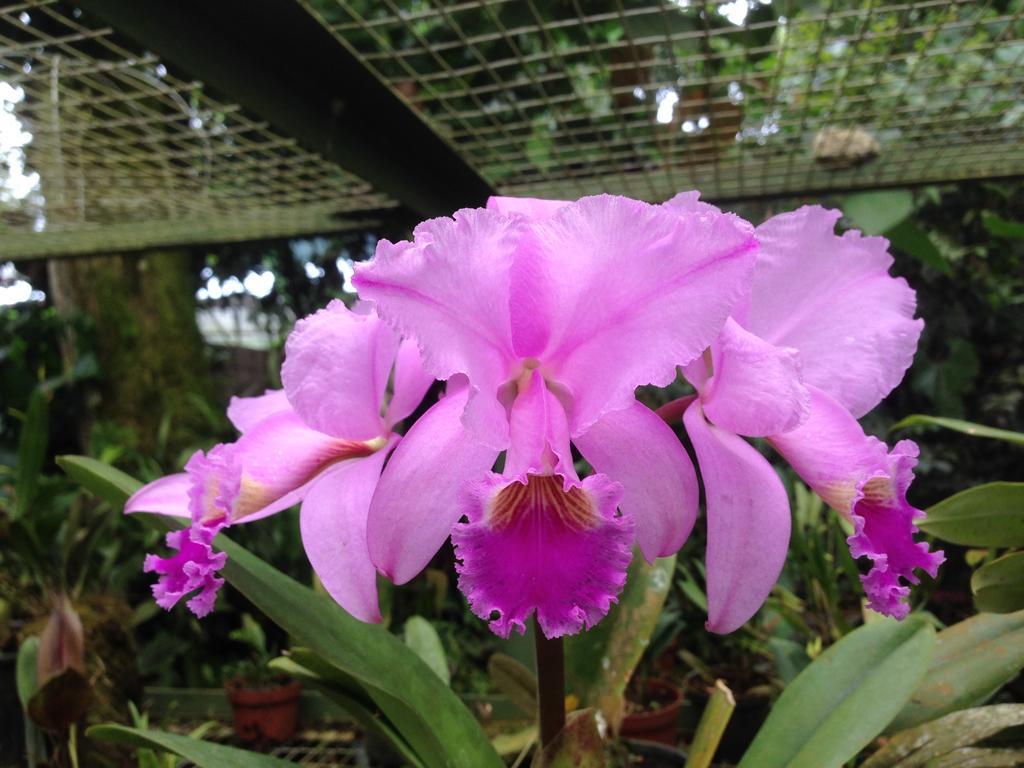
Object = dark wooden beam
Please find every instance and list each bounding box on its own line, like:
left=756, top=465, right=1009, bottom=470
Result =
left=76, top=0, right=495, bottom=218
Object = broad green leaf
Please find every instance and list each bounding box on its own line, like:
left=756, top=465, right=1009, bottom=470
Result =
left=982, top=211, right=1024, bottom=240
left=403, top=616, right=450, bottom=686
left=533, top=709, right=604, bottom=768
left=921, top=483, right=1024, bottom=547
left=57, top=455, right=143, bottom=507
left=217, top=536, right=501, bottom=768
left=885, top=220, right=952, bottom=275
left=973, top=553, right=1024, bottom=613
left=487, top=652, right=538, bottom=718
left=270, top=656, right=425, bottom=768
left=566, top=552, right=675, bottom=731
left=888, top=611, right=1024, bottom=732
left=890, top=416, right=1024, bottom=447
left=65, top=457, right=498, bottom=768
left=14, top=390, right=48, bottom=520
left=86, top=724, right=294, bottom=767
left=738, top=616, right=935, bottom=768
left=842, top=190, right=914, bottom=235
left=864, top=704, right=1024, bottom=768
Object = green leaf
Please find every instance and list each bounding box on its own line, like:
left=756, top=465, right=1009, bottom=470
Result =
left=982, top=211, right=1024, bottom=240
left=269, top=656, right=425, bottom=768
left=890, top=416, right=1024, bottom=447
left=86, top=724, right=294, bottom=767
left=532, top=709, right=605, bottom=768
left=16, top=636, right=39, bottom=710
left=14, top=390, right=48, bottom=520
left=487, top=653, right=538, bottom=718
left=403, top=617, right=450, bottom=686
left=565, top=552, right=675, bottom=731
left=921, top=483, right=1024, bottom=547
left=973, top=553, right=1024, bottom=613
left=738, top=616, right=935, bottom=768
left=217, top=536, right=501, bottom=768
left=842, top=190, right=914, bottom=235
left=864, top=704, right=1024, bottom=768
left=57, top=455, right=143, bottom=507
left=887, top=611, right=1024, bottom=732
left=885, top=219, right=952, bottom=276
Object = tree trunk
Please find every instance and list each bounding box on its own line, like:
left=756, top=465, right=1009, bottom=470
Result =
left=47, top=248, right=216, bottom=460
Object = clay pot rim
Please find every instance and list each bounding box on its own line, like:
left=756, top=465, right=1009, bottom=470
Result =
left=225, top=677, right=301, bottom=706
left=622, top=678, right=684, bottom=726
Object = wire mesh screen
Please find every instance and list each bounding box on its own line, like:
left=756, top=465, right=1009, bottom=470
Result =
left=305, top=0, right=1024, bottom=202
left=0, top=0, right=395, bottom=259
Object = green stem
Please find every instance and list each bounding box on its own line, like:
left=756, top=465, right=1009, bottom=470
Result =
left=69, top=723, right=80, bottom=768
left=534, top=622, right=566, bottom=748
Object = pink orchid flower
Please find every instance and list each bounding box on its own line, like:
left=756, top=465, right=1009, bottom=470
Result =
left=677, top=202, right=944, bottom=631
left=125, top=301, right=432, bottom=621
left=353, top=194, right=759, bottom=638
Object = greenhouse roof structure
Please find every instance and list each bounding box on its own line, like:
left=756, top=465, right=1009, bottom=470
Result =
left=1, top=0, right=1022, bottom=259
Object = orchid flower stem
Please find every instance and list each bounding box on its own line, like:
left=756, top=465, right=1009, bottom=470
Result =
left=534, top=622, right=566, bottom=748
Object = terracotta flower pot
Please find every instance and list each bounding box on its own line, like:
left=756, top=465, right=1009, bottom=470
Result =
left=225, top=678, right=301, bottom=745
left=620, top=678, right=684, bottom=746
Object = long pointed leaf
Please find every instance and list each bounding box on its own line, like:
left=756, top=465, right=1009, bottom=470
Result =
left=890, top=416, right=1024, bottom=447
left=86, top=724, right=294, bottom=767
left=14, top=390, right=48, bottom=520
left=738, top=617, right=935, bottom=768
left=61, top=455, right=500, bottom=768
left=57, top=455, right=142, bottom=507
left=864, top=704, right=1024, bottom=768
left=217, top=536, right=501, bottom=768
left=887, top=611, right=1024, bottom=732
left=269, top=657, right=425, bottom=768
left=921, top=483, right=1024, bottom=547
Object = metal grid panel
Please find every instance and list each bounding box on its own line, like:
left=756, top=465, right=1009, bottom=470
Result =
left=305, top=0, right=1024, bottom=202
left=0, top=0, right=396, bottom=259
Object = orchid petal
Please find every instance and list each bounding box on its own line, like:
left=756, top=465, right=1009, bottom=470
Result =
left=769, top=387, right=944, bottom=618
left=524, top=194, right=757, bottom=433
left=453, top=472, right=632, bottom=638
left=684, top=401, right=790, bottom=634
left=282, top=300, right=394, bottom=440
left=694, top=318, right=810, bottom=437
left=367, top=388, right=500, bottom=584
left=187, top=411, right=379, bottom=527
left=487, top=195, right=570, bottom=220
left=300, top=445, right=392, bottom=624
left=125, top=473, right=191, bottom=517
left=505, top=370, right=575, bottom=482
left=386, top=338, right=434, bottom=428
left=746, top=206, right=923, bottom=417
left=226, top=389, right=291, bottom=434
left=144, top=522, right=227, bottom=618
left=574, top=400, right=698, bottom=560
left=661, top=190, right=727, bottom=218
left=354, top=209, right=520, bottom=449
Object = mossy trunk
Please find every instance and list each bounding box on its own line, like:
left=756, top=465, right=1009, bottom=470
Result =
left=47, top=248, right=217, bottom=459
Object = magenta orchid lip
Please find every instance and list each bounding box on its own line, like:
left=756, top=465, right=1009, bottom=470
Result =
left=125, top=190, right=941, bottom=639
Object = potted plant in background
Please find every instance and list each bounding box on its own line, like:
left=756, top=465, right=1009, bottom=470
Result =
left=223, top=614, right=301, bottom=745
left=620, top=671, right=686, bottom=747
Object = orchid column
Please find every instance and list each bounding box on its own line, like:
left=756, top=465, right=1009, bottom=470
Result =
left=354, top=195, right=757, bottom=744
